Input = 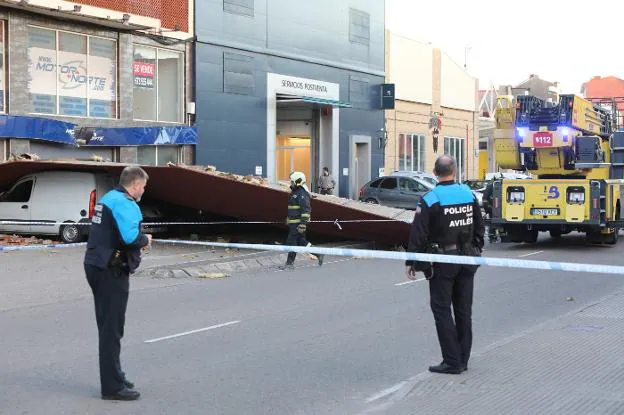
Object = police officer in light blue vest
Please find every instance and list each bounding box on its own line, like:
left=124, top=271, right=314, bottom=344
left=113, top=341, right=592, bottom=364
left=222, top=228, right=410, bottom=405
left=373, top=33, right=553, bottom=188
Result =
left=405, top=155, right=485, bottom=375
left=84, top=166, right=152, bottom=401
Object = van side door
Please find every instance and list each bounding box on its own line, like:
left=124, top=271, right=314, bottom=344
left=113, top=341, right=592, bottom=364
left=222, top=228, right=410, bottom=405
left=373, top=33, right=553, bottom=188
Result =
left=0, top=178, right=35, bottom=234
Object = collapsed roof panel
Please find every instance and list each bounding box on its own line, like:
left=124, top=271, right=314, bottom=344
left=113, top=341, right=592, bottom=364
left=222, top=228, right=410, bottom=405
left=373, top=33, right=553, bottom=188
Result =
left=0, top=160, right=413, bottom=246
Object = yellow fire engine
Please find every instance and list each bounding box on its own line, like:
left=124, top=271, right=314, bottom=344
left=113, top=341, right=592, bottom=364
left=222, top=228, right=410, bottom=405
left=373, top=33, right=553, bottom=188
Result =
left=491, top=94, right=624, bottom=244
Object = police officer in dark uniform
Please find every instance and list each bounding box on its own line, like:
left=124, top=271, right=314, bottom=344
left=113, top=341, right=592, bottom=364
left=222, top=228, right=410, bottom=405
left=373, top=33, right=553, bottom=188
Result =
left=405, top=155, right=485, bottom=374
left=279, top=171, right=324, bottom=270
left=84, top=166, right=151, bottom=400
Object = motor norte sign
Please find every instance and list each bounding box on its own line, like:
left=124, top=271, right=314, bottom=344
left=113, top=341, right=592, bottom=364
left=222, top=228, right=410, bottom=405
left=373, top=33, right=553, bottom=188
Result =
left=28, top=47, right=113, bottom=97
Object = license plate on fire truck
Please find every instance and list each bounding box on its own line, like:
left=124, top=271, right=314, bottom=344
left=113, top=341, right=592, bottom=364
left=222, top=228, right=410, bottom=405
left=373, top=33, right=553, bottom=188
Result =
left=531, top=208, right=559, bottom=216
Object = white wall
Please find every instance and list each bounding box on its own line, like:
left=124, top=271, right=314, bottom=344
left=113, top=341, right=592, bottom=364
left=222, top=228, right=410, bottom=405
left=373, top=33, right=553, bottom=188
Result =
left=388, top=33, right=433, bottom=104
left=440, top=53, right=476, bottom=111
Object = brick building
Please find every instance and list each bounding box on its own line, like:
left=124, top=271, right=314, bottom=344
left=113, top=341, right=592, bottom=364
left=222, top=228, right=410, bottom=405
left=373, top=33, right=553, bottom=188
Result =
left=0, top=0, right=195, bottom=165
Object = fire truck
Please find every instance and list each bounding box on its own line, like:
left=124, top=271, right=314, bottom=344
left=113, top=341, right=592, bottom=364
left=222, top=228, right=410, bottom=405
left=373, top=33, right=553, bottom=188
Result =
left=490, top=94, right=624, bottom=244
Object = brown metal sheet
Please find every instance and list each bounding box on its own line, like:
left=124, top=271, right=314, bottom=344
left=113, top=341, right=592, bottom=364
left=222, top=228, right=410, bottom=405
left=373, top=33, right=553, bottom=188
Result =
left=0, top=160, right=412, bottom=246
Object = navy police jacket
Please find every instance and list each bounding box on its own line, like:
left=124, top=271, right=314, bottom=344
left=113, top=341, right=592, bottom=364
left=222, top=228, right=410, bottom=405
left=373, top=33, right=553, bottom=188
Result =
left=84, top=186, right=149, bottom=273
left=405, top=181, right=484, bottom=267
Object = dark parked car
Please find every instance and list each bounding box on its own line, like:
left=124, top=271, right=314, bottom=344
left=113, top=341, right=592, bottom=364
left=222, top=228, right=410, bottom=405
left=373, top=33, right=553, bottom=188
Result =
left=358, top=176, right=434, bottom=210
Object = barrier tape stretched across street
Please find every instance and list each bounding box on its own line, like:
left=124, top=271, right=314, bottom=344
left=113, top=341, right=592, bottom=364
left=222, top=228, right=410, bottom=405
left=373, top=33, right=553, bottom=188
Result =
left=0, top=219, right=408, bottom=227
left=153, top=239, right=624, bottom=275
left=2, top=235, right=621, bottom=275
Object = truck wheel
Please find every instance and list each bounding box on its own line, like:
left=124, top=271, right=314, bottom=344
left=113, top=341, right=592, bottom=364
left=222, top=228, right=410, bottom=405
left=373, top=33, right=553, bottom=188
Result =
left=60, top=224, right=82, bottom=244
left=524, top=230, right=538, bottom=244
left=605, top=229, right=619, bottom=245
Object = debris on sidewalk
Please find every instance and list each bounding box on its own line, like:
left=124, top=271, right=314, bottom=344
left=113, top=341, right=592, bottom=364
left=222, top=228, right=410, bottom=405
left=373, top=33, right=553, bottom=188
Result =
left=197, top=272, right=230, bottom=279
left=0, top=234, right=54, bottom=246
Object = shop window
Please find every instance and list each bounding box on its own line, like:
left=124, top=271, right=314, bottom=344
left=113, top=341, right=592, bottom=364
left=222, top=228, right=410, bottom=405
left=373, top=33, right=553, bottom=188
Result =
left=27, top=26, right=118, bottom=118
left=399, top=133, right=426, bottom=171
left=444, top=136, right=466, bottom=181
left=137, top=146, right=179, bottom=166
left=133, top=45, right=184, bottom=123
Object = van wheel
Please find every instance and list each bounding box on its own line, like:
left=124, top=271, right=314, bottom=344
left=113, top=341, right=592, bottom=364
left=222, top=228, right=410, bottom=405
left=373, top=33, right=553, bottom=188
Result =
left=60, top=224, right=82, bottom=244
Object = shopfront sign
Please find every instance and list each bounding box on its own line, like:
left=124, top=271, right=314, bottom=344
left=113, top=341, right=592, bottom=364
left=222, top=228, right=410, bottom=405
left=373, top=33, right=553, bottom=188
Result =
left=269, top=73, right=339, bottom=99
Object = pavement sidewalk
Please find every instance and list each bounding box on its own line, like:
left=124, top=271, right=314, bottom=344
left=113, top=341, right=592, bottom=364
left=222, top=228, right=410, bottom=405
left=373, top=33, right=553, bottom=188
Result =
left=363, top=290, right=624, bottom=415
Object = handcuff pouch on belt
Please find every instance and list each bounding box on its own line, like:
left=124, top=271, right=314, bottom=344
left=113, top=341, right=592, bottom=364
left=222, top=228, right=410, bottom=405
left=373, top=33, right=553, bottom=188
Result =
left=108, top=250, right=128, bottom=269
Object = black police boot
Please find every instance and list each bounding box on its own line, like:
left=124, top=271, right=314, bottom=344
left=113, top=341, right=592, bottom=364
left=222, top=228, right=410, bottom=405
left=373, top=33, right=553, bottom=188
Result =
left=102, top=387, right=141, bottom=401
left=317, top=254, right=324, bottom=266
left=279, top=262, right=295, bottom=270
left=123, top=379, right=134, bottom=389
left=428, top=362, right=463, bottom=375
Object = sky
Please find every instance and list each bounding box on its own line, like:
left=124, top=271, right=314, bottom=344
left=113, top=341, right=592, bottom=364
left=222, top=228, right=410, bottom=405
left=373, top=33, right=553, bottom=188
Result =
left=385, top=0, right=624, bottom=93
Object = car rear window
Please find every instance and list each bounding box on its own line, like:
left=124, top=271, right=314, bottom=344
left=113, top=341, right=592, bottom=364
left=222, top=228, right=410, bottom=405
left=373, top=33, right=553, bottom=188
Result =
left=380, top=178, right=398, bottom=190
left=368, top=178, right=383, bottom=188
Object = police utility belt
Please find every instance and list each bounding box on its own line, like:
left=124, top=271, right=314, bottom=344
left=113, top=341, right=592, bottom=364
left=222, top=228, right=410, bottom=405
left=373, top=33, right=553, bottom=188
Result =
left=428, top=241, right=481, bottom=257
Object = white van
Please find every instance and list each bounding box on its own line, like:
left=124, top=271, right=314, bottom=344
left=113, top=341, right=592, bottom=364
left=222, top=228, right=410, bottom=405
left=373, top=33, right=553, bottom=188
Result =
left=0, top=171, right=115, bottom=243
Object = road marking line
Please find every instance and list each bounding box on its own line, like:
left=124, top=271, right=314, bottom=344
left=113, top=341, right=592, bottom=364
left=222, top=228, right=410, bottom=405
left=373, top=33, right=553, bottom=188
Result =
left=395, top=278, right=425, bottom=286
left=519, top=251, right=544, bottom=258
left=366, top=381, right=407, bottom=402
left=144, top=320, right=240, bottom=343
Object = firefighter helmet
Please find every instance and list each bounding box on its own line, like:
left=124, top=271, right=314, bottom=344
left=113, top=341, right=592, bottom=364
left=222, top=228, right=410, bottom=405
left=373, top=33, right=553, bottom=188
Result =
left=289, top=171, right=307, bottom=186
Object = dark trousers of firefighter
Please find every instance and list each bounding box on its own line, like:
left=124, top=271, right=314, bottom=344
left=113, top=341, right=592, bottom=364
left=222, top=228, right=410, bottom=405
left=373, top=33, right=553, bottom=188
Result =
left=429, top=263, right=476, bottom=368
left=285, top=224, right=308, bottom=264
left=85, top=264, right=129, bottom=395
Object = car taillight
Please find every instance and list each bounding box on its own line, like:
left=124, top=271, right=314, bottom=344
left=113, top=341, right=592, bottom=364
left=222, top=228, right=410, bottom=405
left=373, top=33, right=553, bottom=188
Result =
left=88, top=189, right=96, bottom=218
left=359, top=187, right=364, bottom=198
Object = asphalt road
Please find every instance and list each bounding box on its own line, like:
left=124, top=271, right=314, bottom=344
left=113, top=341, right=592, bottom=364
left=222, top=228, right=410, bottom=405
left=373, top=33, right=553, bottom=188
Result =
left=2, top=234, right=624, bottom=414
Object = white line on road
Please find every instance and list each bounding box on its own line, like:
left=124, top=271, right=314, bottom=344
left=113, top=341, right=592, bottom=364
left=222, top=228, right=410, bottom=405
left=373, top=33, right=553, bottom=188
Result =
left=395, top=278, right=425, bottom=286
left=365, top=381, right=407, bottom=403
left=144, top=320, right=240, bottom=343
left=518, top=251, right=544, bottom=258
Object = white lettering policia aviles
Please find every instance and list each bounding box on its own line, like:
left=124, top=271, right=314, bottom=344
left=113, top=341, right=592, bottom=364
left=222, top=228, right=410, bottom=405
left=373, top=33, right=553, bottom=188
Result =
left=445, top=204, right=474, bottom=228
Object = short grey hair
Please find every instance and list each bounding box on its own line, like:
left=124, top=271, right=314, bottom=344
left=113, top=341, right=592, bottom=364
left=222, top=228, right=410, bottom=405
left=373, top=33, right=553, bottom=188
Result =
left=119, top=165, right=149, bottom=187
left=433, top=155, right=457, bottom=178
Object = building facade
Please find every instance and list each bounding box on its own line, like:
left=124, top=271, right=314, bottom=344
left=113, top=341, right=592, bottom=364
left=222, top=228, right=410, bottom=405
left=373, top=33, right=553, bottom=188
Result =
left=0, top=0, right=195, bottom=165
left=384, top=31, right=479, bottom=181
left=194, top=0, right=386, bottom=198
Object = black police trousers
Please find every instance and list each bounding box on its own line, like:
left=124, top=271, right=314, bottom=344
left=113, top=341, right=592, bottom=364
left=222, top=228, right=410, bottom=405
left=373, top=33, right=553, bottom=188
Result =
left=429, top=263, right=476, bottom=368
left=285, top=224, right=308, bottom=265
left=85, top=264, right=130, bottom=395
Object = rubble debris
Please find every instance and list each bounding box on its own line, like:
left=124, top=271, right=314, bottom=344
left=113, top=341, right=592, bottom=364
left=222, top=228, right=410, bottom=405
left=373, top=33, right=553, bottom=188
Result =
left=0, top=234, right=54, bottom=246
left=8, top=153, right=40, bottom=161
left=197, top=272, right=230, bottom=279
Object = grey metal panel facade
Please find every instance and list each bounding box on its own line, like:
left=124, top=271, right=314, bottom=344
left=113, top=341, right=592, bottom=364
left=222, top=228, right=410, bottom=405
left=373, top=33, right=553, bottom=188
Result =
left=194, top=0, right=385, bottom=198
left=195, top=0, right=384, bottom=74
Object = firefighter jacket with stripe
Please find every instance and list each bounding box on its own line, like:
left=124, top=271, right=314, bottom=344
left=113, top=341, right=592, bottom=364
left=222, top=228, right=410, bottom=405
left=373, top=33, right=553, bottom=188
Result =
left=84, top=186, right=149, bottom=273
left=286, top=186, right=311, bottom=225
left=405, top=181, right=485, bottom=268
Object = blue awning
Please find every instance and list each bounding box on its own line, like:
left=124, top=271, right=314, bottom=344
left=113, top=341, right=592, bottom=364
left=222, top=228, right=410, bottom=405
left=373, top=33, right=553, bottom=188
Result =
left=0, top=114, right=76, bottom=145
left=79, top=125, right=197, bottom=146
left=301, top=96, right=352, bottom=108
left=277, top=93, right=352, bottom=108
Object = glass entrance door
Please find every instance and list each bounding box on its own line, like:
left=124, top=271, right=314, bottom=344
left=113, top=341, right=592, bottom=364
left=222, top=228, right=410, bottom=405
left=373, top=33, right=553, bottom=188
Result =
left=276, top=136, right=311, bottom=183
